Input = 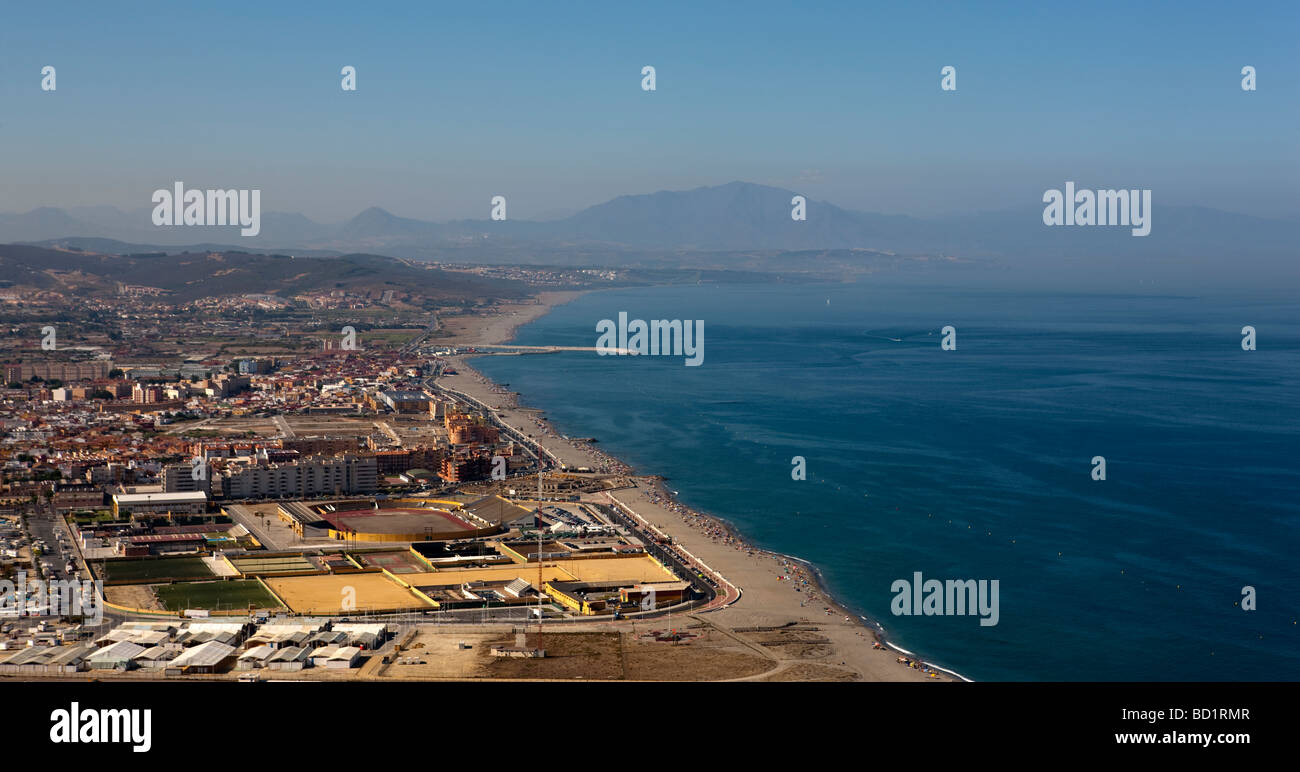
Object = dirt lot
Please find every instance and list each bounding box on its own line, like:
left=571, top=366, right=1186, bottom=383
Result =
left=279, top=417, right=378, bottom=437
left=482, top=632, right=625, bottom=679
left=105, top=584, right=161, bottom=611
left=747, top=628, right=835, bottom=659
left=379, top=631, right=494, bottom=679
left=621, top=630, right=773, bottom=681
left=371, top=628, right=773, bottom=682
left=480, top=630, right=772, bottom=681
left=760, top=663, right=861, bottom=682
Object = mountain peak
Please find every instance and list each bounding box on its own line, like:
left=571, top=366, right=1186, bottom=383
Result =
left=351, top=206, right=398, bottom=221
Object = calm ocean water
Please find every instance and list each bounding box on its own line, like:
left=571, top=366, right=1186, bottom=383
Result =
left=473, top=282, right=1300, bottom=681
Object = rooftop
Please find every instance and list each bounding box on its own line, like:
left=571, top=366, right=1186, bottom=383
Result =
left=171, top=640, right=236, bottom=668
left=112, top=491, right=208, bottom=505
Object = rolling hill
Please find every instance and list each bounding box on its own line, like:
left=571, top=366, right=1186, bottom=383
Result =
left=0, top=245, right=527, bottom=302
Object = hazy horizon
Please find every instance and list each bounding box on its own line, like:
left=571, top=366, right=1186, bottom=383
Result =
left=4, top=182, right=1299, bottom=226
left=3, top=0, right=1296, bottom=221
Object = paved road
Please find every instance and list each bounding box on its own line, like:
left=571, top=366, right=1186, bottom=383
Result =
left=398, top=313, right=439, bottom=355
left=589, top=501, right=722, bottom=610
left=162, top=416, right=216, bottom=436
left=425, top=376, right=546, bottom=468
left=273, top=415, right=296, bottom=439
left=225, top=503, right=279, bottom=549
left=373, top=420, right=400, bottom=445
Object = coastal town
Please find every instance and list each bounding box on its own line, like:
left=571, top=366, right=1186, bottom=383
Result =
left=0, top=284, right=948, bottom=683
left=6, top=0, right=1291, bottom=759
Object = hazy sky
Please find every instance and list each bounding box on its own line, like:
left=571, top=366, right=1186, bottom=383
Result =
left=2, top=1, right=1296, bottom=221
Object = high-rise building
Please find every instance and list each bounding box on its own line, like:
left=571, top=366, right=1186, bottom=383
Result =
left=163, top=462, right=210, bottom=495
left=216, top=455, right=378, bottom=499
left=3, top=360, right=112, bottom=382
left=445, top=411, right=499, bottom=444
left=440, top=450, right=491, bottom=483
left=133, top=384, right=165, bottom=403
left=280, top=436, right=359, bottom=455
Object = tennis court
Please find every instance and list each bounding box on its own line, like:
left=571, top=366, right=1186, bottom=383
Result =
left=358, top=550, right=426, bottom=574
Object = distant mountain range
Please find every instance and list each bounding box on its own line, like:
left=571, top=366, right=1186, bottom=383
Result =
left=3, top=182, right=1296, bottom=286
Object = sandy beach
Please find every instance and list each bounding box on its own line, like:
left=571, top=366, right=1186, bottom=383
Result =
left=435, top=292, right=959, bottom=682
left=435, top=291, right=588, bottom=347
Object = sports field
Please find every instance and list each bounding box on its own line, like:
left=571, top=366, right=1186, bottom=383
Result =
left=402, top=555, right=678, bottom=589
left=228, top=555, right=319, bottom=575
left=358, top=550, right=426, bottom=574
left=324, top=507, right=481, bottom=539
left=154, top=580, right=283, bottom=612
left=99, top=557, right=214, bottom=582
left=557, top=555, right=679, bottom=583
left=401, top=555, right=676, bottom=587
left=265, top=573, right=434, bottom=614
left=404, top=564, right=577, bottom=588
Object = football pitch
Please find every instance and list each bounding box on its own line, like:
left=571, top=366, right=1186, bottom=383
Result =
left=153, top=580, right=283, bottom=611
left=99, top=557, right=213, bottom=582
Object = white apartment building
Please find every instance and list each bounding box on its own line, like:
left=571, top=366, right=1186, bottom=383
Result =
left=216, top=455, right=377, bottom=499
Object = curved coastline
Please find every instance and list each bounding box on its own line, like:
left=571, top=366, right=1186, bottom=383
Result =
left=642, top=479, right=976, bottom=683
left=449, top=290, right=974, bottom=683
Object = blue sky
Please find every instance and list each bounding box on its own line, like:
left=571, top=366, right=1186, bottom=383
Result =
left=2, top=0, right=1296, bottom=220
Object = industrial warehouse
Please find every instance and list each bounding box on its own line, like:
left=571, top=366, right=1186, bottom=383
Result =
left=0, top=618, right=389, bottom=676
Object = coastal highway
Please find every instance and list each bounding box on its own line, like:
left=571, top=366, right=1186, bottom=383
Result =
left=590, top=500, right=738, bottom=612
left=397, top=312, right=439, bottom=355
left=423, top=372, right=551, bottom=469
left=581, top=498, right=727, bottom=610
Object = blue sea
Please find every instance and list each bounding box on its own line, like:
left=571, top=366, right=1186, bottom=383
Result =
left=473, top=281, right=1300, bottom=681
